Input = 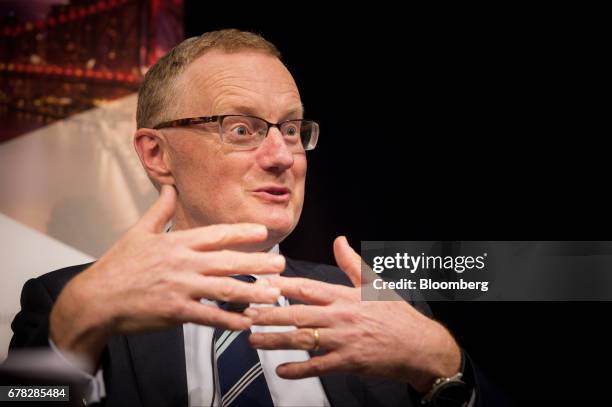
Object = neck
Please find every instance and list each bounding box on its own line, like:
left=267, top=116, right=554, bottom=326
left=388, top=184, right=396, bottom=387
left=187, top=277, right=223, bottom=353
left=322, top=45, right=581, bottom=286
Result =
left=170, top=204, right=197, bottom=232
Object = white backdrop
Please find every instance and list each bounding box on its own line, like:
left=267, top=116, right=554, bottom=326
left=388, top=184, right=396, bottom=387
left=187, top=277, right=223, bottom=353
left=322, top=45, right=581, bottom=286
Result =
left=0, top=94, right=157, bottom=360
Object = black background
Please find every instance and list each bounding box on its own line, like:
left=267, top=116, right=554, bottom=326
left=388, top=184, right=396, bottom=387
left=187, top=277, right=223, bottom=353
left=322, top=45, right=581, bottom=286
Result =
left=186, top=4, right=608, bottom=405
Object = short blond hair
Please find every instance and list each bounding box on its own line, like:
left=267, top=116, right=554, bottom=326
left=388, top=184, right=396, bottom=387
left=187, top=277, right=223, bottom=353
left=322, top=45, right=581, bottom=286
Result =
left=136, top=29, right=281, bottom=129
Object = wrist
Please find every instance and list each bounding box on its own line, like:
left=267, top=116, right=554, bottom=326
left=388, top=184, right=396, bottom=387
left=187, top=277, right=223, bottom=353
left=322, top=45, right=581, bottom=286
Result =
left=421, top=350, right=474, bottom=407
left=50, top=275, right=112, bottom=368
left=412, top=326, right=462, bottom=392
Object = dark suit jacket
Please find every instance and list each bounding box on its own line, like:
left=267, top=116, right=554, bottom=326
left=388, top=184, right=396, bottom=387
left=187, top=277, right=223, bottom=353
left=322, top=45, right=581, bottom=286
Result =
left=8, top=258, right=505, bottom=406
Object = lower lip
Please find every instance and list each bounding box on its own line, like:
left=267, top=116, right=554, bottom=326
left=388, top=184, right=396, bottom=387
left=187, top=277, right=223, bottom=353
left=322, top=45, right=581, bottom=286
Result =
left=252, top=191, right=291, bottom=203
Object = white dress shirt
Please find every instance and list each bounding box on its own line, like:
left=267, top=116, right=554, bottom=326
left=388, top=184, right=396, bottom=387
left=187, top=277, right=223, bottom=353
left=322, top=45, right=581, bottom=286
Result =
left=184, top=245, right=329, bottom=407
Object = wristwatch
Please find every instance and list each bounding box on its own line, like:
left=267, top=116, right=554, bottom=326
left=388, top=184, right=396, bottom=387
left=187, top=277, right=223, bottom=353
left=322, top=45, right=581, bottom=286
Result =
left=421, top=351, right=474, bottom=407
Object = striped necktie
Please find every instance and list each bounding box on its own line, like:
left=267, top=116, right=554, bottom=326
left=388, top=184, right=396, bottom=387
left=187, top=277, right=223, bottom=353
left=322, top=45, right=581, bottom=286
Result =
left=213, top=276, right=274, bottom=407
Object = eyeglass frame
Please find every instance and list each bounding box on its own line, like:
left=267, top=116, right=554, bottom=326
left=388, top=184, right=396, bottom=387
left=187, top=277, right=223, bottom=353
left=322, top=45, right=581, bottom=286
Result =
left=152, top=114, right=320, bottom=151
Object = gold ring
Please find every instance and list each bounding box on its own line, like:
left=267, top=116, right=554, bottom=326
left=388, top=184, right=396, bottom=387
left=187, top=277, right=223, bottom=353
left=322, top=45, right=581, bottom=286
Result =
left=312, top=328, right=320, bottom=352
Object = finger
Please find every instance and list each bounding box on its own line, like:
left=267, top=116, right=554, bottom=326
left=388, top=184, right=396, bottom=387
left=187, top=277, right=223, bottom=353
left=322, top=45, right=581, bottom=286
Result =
left=171, top=223, right=268, bottom=250
left=266, top=276, right=354, bottom=305
left=182, top=301, right=252, bottom=331
left=191, top=251, right=285, bottom=276
left=244, top=304, right=333, bottom=327
left=276, top=352, right=345, bottom=379
left=249, top=328, right=335, bottom=351
left=333, top=236, right=362, bottom=287
left=138, top=184, right=176, bottom=233
left=189, top=276, right=281, bottom=304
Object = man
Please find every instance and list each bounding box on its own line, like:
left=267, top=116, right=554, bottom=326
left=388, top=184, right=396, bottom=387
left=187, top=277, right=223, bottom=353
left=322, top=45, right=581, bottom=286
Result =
left=8, top=29, right=503, bottom=406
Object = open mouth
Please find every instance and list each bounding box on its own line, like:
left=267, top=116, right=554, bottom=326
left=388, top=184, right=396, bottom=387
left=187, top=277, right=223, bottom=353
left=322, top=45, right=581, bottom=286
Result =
left=253, top=186, right=291, bottom=202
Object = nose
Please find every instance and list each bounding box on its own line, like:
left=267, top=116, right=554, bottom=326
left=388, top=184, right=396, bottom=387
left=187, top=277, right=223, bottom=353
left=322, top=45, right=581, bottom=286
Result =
left=255, top=126, right=294, bottom=173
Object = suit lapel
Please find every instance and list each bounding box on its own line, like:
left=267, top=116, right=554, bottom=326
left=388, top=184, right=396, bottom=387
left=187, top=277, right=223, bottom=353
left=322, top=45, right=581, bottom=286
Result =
left=126, top=326, right=188, bottom=407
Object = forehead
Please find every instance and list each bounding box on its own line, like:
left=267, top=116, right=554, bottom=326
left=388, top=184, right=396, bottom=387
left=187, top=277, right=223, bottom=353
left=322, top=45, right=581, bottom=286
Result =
left=176, top=50, right=303, bottom=118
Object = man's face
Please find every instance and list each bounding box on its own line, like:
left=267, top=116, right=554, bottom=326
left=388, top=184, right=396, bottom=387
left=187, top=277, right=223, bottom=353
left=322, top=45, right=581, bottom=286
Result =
left=165, top=50, right=306, bottom=247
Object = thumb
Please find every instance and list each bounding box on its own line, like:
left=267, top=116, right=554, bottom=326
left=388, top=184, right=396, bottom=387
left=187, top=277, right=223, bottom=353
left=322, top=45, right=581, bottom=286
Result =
left=138, top=184, right=177, bottom=233
left=333, top=236, right=362, bottom=287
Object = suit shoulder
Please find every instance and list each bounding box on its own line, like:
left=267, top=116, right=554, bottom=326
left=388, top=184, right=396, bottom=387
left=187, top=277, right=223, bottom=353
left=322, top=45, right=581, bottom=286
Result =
left=285, top=258, right=352, bottom=287
left=33, top=262, right=94, bottom=299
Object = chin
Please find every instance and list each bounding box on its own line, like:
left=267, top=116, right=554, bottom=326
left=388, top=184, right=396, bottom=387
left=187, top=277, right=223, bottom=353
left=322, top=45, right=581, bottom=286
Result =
left=239, top=222, right=293, bottom=253
left=266, top=225, right=292, bottom=243
left=257, top=212, right=298, bottom=244
left=263, top=219, right=294, bottom=239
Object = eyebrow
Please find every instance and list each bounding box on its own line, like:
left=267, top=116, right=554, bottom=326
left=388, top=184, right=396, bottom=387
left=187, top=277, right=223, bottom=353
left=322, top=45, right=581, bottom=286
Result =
left=217, top=104, right=305, bottom=121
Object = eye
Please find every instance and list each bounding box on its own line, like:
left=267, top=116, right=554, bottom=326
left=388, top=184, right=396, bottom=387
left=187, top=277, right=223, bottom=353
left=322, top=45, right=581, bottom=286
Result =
left=283, top=123, right=300, bottom=137
left=233, top=125, right=249, bottom=137
left=227, top=121, right=256, bottom=138
left=222, top=116, right=265, bottom=147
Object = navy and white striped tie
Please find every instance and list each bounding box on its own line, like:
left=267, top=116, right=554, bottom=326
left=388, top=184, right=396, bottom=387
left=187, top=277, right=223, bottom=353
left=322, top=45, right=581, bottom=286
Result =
left=214, top=277, right=274, bottom=407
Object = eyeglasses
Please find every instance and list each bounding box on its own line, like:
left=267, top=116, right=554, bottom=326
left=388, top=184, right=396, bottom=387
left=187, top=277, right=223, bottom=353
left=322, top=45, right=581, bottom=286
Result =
left=153, top=115, right=320, bottom=151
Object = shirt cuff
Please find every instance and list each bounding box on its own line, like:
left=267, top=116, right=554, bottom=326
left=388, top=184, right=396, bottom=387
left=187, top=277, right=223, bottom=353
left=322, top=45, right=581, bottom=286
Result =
left=48, top=338, right=106, bottom=404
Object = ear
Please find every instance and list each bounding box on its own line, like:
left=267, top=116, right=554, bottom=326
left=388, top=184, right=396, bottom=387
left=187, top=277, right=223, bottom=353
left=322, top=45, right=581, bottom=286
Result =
left=133, top=128, right=175, bottom=187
